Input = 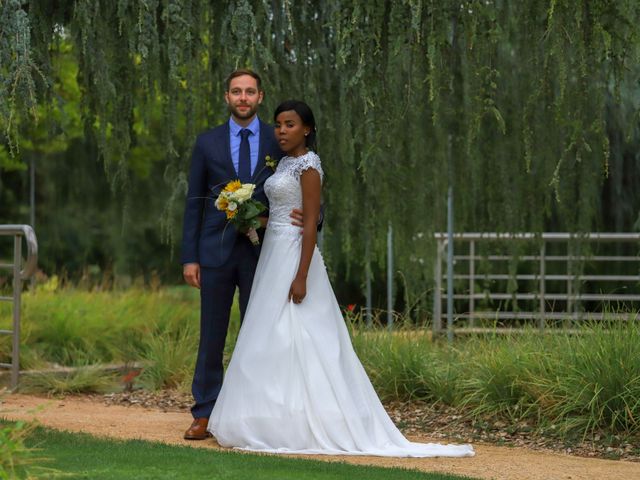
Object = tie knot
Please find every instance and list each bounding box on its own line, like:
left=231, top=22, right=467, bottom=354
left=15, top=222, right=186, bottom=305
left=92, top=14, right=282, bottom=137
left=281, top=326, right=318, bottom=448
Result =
left=240, top=128, right=251, bottom=139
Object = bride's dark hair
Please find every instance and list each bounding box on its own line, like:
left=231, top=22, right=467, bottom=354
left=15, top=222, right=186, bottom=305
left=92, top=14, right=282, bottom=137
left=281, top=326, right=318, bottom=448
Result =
left=274, top=100, right=317, bottom=150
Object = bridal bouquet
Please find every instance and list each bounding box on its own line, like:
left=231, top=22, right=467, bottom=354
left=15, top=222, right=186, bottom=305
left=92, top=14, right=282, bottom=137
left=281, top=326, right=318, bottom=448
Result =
left=214, top=180, right=266, bottom=245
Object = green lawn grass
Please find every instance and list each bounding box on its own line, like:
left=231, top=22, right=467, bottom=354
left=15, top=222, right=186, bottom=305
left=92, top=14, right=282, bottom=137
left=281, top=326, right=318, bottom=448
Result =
left=25, top=428, right=478, bottom=480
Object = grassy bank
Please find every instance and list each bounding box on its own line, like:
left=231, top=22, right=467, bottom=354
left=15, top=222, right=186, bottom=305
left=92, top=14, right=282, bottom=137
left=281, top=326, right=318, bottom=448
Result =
left=2, top=287, right=639, bottom=440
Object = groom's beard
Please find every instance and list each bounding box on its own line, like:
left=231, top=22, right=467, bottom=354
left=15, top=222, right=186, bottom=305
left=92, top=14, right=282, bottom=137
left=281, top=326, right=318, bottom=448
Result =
left=228, top=103, right=259, bottom=120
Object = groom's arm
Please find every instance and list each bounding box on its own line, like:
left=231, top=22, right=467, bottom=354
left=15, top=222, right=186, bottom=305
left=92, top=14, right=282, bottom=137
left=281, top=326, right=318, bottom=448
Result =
left=181, top=136, right=207, bottom=289
left=183, top=263, right=200, bottom=289
left=290, top=204, right=324, bottom=231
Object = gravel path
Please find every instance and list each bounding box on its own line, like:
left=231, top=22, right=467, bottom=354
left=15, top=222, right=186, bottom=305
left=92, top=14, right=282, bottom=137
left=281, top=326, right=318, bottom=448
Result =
left=2, top=393, right=640, bottom=480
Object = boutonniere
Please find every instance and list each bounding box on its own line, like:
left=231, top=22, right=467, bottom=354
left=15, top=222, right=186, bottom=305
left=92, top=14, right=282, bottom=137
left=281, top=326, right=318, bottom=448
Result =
left=265, top=154, right=278, bottom=170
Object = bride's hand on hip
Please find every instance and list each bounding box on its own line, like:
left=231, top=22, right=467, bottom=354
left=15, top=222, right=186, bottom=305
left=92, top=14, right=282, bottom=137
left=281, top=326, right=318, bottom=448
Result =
left=288, top=275, right=307, bottom=304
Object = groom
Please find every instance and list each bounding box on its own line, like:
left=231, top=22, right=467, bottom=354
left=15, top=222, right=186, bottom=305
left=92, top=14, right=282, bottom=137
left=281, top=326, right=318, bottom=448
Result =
left=181, top=69, right=303, bottom=439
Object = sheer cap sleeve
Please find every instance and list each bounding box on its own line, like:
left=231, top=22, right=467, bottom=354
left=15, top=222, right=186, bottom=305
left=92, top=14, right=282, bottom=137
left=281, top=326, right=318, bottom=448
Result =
left=293, top=151, right=323, bottom=182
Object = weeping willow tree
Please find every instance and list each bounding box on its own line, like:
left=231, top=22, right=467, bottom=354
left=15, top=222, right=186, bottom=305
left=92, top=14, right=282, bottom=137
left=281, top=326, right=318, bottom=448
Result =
left=2, top=0, right=640, bottom=308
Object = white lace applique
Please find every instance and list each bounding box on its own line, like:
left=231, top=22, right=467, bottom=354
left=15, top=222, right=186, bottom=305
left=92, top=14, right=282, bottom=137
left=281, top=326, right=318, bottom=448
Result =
left=292, top=151, right=324, bottom=181
left=264, top=151, right=323, bottom=238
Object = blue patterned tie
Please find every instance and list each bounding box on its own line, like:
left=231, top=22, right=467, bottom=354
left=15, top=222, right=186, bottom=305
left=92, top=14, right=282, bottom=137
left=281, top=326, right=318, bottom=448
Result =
left=238, top=129, right=251, bottom=183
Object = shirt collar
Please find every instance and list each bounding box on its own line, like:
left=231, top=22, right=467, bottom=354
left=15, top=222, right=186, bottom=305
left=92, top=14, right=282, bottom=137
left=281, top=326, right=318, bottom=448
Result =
left=229, top=115, right=260, bottom=137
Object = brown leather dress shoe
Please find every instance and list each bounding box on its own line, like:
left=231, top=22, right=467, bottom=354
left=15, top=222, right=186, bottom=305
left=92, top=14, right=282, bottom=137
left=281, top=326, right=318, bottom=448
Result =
left=184, top=417, right=212, bottom=440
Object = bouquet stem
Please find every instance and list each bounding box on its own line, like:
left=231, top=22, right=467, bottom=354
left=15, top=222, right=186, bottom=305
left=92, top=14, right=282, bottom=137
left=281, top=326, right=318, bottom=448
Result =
left=246, top=228, right=259, bottom=246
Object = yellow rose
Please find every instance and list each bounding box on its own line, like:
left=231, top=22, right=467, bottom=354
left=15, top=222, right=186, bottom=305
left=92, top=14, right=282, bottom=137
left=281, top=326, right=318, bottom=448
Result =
left=224, top=180, right=242, bottom=193
left=226, top=209, right=238, bottom=219
left=215, top=196, right=229, bottom=211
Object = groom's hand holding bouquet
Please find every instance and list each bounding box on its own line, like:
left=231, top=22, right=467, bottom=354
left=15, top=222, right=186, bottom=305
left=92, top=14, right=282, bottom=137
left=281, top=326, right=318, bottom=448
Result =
left=214, top=180, right=266, bottom=245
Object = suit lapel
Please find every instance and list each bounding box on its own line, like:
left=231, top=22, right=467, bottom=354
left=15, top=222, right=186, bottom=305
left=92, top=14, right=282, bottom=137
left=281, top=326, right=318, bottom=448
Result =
left=220, top=121, right=237, bottom=181
left=253, top=119, right=273, bottom=186
left=253, top=120, right=267, bottom=183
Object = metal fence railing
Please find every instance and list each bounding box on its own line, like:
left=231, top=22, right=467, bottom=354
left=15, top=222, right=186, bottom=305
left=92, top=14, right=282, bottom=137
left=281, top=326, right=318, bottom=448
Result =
left=0, top=225, right=38, bottom=389
left=433, top=233, right=640, bottom=336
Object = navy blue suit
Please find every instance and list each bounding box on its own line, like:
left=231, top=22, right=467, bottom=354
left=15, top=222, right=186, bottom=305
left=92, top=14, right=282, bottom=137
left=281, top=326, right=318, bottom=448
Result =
left=181, top=118, right=283, bottom=418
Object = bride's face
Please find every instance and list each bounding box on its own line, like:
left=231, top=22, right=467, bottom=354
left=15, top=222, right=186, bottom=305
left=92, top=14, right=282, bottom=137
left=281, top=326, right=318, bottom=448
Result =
left=275, top=110, right=310, bottom=157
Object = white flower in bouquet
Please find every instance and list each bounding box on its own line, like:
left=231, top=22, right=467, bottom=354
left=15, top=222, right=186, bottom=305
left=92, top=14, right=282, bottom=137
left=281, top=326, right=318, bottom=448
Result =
left=232, top=184, right=255, bottom=202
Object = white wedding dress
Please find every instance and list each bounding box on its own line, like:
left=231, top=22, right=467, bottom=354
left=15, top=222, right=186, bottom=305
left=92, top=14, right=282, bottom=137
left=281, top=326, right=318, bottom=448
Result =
left=208, top=152, right=474, bottom=458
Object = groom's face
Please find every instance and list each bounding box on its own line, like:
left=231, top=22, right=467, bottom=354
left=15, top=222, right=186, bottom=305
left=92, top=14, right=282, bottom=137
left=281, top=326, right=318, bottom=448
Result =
left=225, top=75, right=264, bottom=122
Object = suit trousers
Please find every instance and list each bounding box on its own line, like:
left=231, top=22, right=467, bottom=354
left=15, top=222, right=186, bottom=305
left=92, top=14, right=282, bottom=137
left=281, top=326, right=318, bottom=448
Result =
left=191, top=234, right=259, bottom=418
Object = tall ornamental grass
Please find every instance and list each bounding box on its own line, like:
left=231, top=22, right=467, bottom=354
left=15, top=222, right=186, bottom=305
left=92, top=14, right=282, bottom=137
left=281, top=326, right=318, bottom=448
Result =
left=352, top=322, right=640, bottom=437
left=0, top=286, right=202, bottom=368
left=138, top=326, right=197, bottom=391
left=19, top=365, right=119, bottom=395
left=351, top=332, right=462, bottom=406
left=535, top=323, right=640, bottom=435
left=0, top=285, right=228, bottom=393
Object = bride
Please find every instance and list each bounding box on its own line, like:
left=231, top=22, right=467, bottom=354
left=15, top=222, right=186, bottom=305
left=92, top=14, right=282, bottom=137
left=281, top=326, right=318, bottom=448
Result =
left=207, top=100, right=474, bottom=458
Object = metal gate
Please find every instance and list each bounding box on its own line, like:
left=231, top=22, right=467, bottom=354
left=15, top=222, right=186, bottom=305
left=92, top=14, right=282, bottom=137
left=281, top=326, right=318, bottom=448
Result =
left=0, top=225, right=38, bottom=389
left=433, top=233, right=640, bottom=336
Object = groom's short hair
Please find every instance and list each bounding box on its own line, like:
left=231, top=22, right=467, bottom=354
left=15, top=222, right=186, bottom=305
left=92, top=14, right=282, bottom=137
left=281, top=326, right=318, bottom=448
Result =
left=225, top=69, right=262, bottom=92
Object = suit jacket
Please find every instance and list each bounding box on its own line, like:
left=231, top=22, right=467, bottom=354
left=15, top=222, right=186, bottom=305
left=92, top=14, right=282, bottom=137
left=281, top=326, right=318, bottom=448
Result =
left=181, top=119, right=283, bottom=268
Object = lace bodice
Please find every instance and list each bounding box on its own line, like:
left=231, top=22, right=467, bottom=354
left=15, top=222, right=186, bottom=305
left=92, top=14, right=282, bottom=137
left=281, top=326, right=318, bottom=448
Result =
left=264, top=151, right=323, bottom=237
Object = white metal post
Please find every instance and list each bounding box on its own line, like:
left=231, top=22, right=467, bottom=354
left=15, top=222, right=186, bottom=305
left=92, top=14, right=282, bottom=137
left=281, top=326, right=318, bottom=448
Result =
left=433, top=239, right=443, bottom=335
left=11, top=235, right=21, bottom=390
left=365, top=240, right=372, bottom=327
left=539, top=243, right=546, bottom=331
left=469, top=240, right=475, bottom=328
left=566, top=241, right=573, bottom=328
left=387, top=223, right=393, bottom=329
left=447, top=188, right=454, bottom=343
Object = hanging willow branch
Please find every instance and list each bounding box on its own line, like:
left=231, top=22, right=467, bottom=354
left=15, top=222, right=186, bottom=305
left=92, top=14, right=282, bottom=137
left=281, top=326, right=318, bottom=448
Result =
left=2, top=0, right=639, bottom=301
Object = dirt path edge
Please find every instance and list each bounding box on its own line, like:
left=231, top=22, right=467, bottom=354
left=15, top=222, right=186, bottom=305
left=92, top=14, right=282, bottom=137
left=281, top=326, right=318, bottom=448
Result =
left=2, top=394, right=639, bottom=480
